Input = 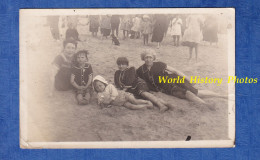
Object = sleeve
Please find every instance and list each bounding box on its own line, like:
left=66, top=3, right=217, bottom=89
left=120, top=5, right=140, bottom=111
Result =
left=155, top=62, right=167, bottom=73
left=114, top=71, right=121, bottom=88
left=124, top=67, right=137, bottom=87
left=52, top=55, right=63, bottom=68
left=136, top=66, right=143, bottom=79
left=97, top=93, right=104, bottom=104
left=107, top=84, right=118, bottom=101
left=71, top=66, right=76, bottom=76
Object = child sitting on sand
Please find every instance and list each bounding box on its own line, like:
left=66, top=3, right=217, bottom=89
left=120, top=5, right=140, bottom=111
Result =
left=70, top=50, right=93, bottom=105
left=93, top=75, right=153, bottom=110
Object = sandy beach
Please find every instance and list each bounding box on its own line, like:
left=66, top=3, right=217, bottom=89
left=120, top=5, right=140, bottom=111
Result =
left=23, top=16, right=230, bottom=142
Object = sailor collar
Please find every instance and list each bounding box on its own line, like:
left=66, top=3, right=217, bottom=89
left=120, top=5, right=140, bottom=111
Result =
left=73, top=63, right=90, bottom=69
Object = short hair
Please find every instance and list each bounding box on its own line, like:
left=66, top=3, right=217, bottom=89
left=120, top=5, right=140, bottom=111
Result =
left=76, top=50, right=89, bottom=58
left=140, top=49, right=156, bottom=61
left=63, top=38, right=77, bottom=48
left=116, top=57, right=129, bottom=66
left=72, top=50, right=89, bottom=64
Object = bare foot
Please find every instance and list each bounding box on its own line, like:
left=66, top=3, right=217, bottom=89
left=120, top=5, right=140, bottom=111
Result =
left=159, top=104, right=169, bottom=113
left=145, top=101, right=154, bottom=109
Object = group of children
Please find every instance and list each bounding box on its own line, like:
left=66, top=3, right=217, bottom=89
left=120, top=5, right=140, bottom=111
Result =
left=52, top=39, right=156, bottom=110
left=72, top=51, right=154, bottom=110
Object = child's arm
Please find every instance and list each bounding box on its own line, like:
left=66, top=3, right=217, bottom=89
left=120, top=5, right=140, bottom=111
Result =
left=104, top=84, right=118, bottom=105
left=82, top=65, right=93, bottom=89
left=70, top=74, right=83, bottom=90
left=82, top=74, right=93, bottom=89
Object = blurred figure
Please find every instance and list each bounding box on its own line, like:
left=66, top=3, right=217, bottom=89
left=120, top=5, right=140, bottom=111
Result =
left=131, top=15, right=142, bottom=39
left=89, top=15, right=100, bottom=37
left=182, top=15, right=203, bottom=62
left=151, top=14, right=168, bottom=49
left=100, top=15, right=111, bottom=39
left=203, top=15, right=219, bottom=46
left=58, top=16, right=67, bottom=40
left=120, top=15, right=132, bottom=39
left=140, top=15, right=152, bottom=45
left=169, top=15, right=182, bottom=46
left=47, top=16, right=60, bottom=40
left=65, top=23, right=79, bottom=41
left=111, top=15, right=120, bottom=37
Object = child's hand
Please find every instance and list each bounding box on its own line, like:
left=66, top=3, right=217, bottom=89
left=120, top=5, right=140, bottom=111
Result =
left=82, top=85, right=89, bottom=90
left=79, top=86, right=86, bottom=90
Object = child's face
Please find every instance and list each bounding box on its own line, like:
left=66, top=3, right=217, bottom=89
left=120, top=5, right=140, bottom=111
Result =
left=95, top=81, right=106, bottom=92
left=118, top=64, right=128, bottom=71
left=77, top=53, right=88, bottom=65
left=64, top=43, right=76, bottom=58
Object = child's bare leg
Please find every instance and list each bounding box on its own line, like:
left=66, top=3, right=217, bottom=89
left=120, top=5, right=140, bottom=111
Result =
left=83, top=93, right=91, bottom=103
left=197, top=90, right=228, bottom=99
left=124, top=102, right=147, bottom=110
left=188, top=47, right=193, bottom=61
left=77, top=94, right=87, bottom=105
left=195, top=45, right=198, bottom=62
left=141, top=92, right=168, bottom=111
left=185, top=91, right=206, bottom=104
left=127, top=95, right=153, bottom=108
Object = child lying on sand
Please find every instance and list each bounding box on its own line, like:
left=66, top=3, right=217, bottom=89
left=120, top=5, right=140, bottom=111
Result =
left=93, top=75, right=153, bottom=110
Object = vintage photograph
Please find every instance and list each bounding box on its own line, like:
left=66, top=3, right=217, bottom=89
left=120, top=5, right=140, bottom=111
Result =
left=20, top=8, right=235, bottom=148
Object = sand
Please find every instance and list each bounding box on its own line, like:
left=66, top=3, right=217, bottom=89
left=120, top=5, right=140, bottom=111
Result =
left=23, top=17, right=229, bottom=142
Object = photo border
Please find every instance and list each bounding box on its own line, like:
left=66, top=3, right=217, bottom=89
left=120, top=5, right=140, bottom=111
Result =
left=19, top=8, right=235, bottom=149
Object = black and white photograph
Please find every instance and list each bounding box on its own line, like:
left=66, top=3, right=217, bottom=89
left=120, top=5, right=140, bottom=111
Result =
left=20, top=8, right=235, bottom=148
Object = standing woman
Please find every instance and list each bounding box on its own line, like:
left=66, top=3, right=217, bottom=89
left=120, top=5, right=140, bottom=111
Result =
left=151, top=14, right=168, bottom=49
left=89, top=15, right=100, bottom=37
left=182, top=15, right=203, bottom=62
left=100, top=15, right=111, bottom=39
left=111, top=15, right=120, bottom=37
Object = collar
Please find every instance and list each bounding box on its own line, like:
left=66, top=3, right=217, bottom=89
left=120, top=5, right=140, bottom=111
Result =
left=141, top=64, right=151, bottom=73
left=73, top=63, right=90, bottom=69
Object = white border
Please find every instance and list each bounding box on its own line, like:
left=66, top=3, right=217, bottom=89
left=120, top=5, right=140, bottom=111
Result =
left=20, top=8, right=235, bottom=149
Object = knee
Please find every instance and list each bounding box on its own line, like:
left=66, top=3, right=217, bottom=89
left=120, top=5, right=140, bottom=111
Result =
left=77, top=94, right=88, bottom=105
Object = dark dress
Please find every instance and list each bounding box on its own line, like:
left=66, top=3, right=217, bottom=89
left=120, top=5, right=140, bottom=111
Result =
left=89, top=15, right=100, bottom=33
left=71, top=63, right=93, bottom=95
left=111, top=15, right=120, bottom=30
left=52, top=55, right=72, bottom=91
left=114, top=67, right=149, bottom=97
left=136, top=62, right=198, bottom=99
left=151, top=15, right=167, bottom=43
